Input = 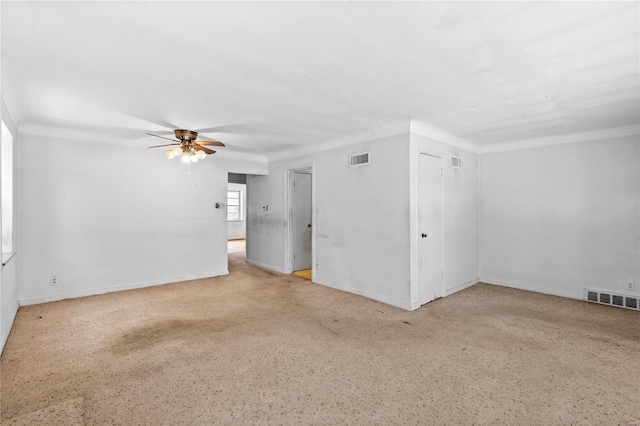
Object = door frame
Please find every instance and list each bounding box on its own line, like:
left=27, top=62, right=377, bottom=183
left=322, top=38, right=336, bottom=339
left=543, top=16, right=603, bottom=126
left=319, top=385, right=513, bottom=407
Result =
left=409, top=145, right=445, bottom=310
left=284, top=163, right=315, bottom=276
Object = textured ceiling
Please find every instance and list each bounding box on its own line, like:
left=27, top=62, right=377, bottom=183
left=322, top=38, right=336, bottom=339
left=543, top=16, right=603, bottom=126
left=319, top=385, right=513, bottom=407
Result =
left=2, top=1, right=638, bottom=156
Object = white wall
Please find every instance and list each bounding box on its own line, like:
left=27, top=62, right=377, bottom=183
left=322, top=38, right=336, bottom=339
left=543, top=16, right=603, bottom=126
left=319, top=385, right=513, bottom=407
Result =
left=247, top=133, right=413, bottom=309
left=1, top=98, right=20, bottom=353
left=12, top=115, right=633, bottom=327
left=17, top=132, right=238, bottom=304
left=2, top=121, right=13, bottom=252
left=227, top=183, right=246, bottom=240
left=480, top=136, right=640, bottom=299
left=2, top=254, right=18, bottom=351
left=409, top=132, right=480, bottom=308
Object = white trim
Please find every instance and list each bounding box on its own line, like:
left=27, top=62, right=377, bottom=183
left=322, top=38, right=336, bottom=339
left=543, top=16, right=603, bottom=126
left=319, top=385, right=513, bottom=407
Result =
left=226, top=188, right=243, bottom=222
left=409, top=141, right=447, bottom=307
left=419, top=152, right=445, bottom=305
left=444, top=277, right=480, bottom=297
left=268, top=118, right=410, bottom=162
left=409, top=279, right=479, bottom=310
left=481, top=278, right=582, bottom=300
left=245, top=258, right=286, bottom=274
left=208, top=148, right=268, bottom=164
left=313, top=278, right=412, bottom=311
left=410, top=119, right=639, bottom=155
left=284, top=163, right=315, bottom=276
left=18, top=269, right=229, bottom=306
left=2, top=251, right=15, bottom=266
left=0, top=299, right=18, bottom=355
left=479, top=124, right=640, bottom=154
left=0, top=97, right=20, bottom=355
left=0, top=97, right=17, bottom=135
left=410, top=119, right=479, bottom=154
left=18, top=122, right=269, bottom=166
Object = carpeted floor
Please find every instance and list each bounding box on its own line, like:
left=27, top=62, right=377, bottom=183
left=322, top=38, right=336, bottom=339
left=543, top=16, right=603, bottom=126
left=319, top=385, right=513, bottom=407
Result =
left=1, top=252, right=639, bottom=425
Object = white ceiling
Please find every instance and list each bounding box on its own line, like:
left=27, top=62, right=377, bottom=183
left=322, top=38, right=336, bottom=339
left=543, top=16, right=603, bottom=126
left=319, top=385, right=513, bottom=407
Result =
left=2, top=1, right=638, bottom=157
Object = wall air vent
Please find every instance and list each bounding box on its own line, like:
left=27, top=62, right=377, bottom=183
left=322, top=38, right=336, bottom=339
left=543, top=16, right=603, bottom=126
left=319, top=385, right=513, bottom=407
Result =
left=350, top=151, right=371, bottom=167
left=450, top=155, right=462, bottom=168
left=584, top=289, right=639, bottom=311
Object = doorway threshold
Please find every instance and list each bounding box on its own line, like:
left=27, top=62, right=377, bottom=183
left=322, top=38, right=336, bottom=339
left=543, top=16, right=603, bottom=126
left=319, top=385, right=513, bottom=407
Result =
left=292, top=269, right=312, bottom=280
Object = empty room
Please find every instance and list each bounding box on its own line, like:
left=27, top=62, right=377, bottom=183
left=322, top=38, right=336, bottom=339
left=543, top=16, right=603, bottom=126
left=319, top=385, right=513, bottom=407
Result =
left=1, top=1, right=638, bottom=424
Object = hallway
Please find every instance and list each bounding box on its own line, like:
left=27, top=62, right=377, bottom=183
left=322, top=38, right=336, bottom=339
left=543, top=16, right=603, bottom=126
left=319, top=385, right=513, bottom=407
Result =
left=227, top=239, right=245, bottom=254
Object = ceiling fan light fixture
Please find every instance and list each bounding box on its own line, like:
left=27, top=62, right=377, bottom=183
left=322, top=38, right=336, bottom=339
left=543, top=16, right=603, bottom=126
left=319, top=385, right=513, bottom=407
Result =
left=147, top=129, right=224, bottom=162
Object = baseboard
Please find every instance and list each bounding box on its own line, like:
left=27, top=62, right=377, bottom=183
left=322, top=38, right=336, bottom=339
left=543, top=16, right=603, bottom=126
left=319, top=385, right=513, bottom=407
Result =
left=1, top=300, right=19, bottom=355
left=245, top=258, right=285, bottom=274
left=445, top=277, right=481, bottom=297
left=18, top=269, right=229, bottom=306
left=481, top=277, right=582, bottom=300
left=313, top=278, right=412, bottom=311
left=408, top=277, right=481, bottom=310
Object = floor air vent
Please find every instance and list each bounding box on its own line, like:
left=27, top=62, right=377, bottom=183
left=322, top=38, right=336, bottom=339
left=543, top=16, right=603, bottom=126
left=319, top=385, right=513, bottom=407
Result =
left=585, top=289, right=639, bottom=311
left=350, top=151, right=371, bottom=167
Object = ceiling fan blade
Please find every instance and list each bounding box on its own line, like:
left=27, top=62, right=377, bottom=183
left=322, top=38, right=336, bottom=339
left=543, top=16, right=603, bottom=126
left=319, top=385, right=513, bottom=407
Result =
left=148, top=143, right=180, bottom=148
left=194, top=141, right=226, bottom=147
left=194, top=146, right=216, bottom=155
left=195, top=123, right=260, bottom=134
left=194, top=126, right=226, bottom=134
left=195, top=134, right=228, bottom=144
left=146, top=133, right=180, bottom=143
left=146, top=130, right=174, bottom=136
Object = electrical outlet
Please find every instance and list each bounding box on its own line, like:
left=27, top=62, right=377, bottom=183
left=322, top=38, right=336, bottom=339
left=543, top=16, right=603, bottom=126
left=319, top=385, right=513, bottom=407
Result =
left=50, top=276, right=58, bottom=286
left=627, top=282, right=636, bottom=291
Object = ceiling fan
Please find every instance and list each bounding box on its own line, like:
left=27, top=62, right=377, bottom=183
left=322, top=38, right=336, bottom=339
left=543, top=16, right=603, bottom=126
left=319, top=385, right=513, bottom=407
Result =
left=147, top=129, right=225, bottom=163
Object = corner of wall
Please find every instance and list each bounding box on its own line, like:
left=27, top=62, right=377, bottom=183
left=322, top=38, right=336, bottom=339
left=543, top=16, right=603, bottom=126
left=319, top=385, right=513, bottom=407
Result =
left=408, top=129, right=481, bottom=306
left=0, top=98, right=20, bottom=355
left=0, top=294, right=18, bottom=354
left=477, top=149, right=483, bottom=280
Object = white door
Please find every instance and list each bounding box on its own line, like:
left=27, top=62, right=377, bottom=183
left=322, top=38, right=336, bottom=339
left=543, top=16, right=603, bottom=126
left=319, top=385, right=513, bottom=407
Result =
left=418, top=153, right=443, bottom=305
left=293, top=172, right=312, bottom=271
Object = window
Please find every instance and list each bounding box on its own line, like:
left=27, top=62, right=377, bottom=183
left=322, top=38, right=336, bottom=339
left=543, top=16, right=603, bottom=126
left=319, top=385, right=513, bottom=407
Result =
left=227, top=190, right=242, bottom=221
left=2, top=120, right=13, bottom=254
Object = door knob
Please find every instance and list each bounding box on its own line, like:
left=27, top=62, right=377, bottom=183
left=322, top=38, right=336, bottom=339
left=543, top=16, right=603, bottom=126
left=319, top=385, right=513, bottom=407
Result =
left=308, top=224, right=312, bottom=228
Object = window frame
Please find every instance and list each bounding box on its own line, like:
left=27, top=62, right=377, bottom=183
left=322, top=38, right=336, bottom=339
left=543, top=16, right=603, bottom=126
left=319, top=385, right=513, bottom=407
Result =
left=227, top=189, right=243, bottom=222
left=1, top=119, right=14, bottom=257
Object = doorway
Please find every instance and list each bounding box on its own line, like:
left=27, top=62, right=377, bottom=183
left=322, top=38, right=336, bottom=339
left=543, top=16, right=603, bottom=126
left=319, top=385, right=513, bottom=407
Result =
left=285, top=165, right=314, bottom=279
left=227, top=173, right=247, bottom=255
left=417, top=153, right=444, bottom=305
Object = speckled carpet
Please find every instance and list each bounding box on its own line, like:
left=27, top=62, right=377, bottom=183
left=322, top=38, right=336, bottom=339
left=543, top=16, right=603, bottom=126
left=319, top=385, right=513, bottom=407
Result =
left=1, top=252, right=639, bottom=425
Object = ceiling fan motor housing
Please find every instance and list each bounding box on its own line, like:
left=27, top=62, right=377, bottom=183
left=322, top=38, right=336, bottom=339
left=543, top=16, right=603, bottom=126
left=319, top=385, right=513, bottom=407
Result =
left=174, top=129, right=198, bottom=141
